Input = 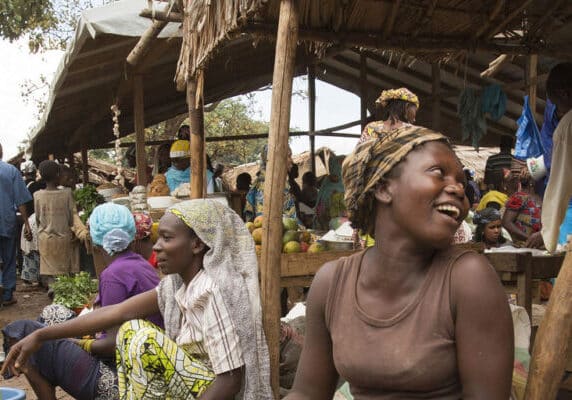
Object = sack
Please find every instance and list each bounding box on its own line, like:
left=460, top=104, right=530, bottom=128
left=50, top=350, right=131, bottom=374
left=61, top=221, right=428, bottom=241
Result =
left=514, top=96, right=543, bottom=160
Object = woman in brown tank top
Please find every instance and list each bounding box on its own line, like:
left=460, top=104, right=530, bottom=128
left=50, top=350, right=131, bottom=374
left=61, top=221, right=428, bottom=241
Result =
left=285, top=126, right=513, bottom=399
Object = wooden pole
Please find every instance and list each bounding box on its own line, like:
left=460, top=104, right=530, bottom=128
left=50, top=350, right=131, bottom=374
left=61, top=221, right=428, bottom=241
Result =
left=527, top=54, right=538, bottom=121
left=431, top=63, right=441, bottom=131
left=261, top=0, right=299, bottom=397
left=81, top=141, right=89, bottom=185
left=308, top=65, right=316, bottom=176
left=360, top=53, right=368, bottom=131
left=133, top=75, right=148, bottom=186
left=187, top=79, right=205, bottom=199
left=126, top=20, right=168, bottom=67
left=525, top=251, right=572, bottom=399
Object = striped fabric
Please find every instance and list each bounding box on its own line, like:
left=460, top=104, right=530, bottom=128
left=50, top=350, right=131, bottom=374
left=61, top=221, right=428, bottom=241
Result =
left=175, top=269, right=244, bottom=374
left=342, top=125, right=448, bottom=234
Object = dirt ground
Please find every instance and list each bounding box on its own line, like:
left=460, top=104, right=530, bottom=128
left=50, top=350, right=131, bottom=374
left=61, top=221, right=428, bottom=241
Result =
left=0, top=281, right=73, bottom=399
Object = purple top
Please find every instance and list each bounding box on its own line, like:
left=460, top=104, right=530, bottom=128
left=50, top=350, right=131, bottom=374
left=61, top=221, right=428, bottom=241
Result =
left=99, top=251, right=163, bottom=328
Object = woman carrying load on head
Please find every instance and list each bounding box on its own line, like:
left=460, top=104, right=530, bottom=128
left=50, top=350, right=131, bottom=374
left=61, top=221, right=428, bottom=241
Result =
left=285, top=126, right=513, bottom=399
left=2, top=199, right=271, bottom=400
left=2, top=203, right=163, bottom=400
left=358, top=87, right=420, bottom=144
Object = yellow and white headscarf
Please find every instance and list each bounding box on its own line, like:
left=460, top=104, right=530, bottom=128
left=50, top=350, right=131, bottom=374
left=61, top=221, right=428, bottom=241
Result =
left=376, top=87, right=420, bottom=108
left=169, top=140, right=190, bottom=159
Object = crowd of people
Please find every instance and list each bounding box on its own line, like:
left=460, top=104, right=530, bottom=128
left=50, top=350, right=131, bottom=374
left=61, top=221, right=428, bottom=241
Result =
left=0, top=62, right=570, bottom=399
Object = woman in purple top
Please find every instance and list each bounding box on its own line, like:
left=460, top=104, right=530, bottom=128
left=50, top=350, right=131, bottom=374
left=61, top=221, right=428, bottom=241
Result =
left=2, top=203, right=163, bottom=400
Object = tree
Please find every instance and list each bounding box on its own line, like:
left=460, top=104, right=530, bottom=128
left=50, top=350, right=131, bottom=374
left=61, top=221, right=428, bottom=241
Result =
left=0, top=0, right=112, bottom=52
left=203, top=98, right=269, bottom=166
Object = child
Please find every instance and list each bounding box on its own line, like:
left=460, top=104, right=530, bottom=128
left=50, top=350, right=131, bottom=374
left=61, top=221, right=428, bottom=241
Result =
left=34, top=161, right=84, bottom=289
left=20, top=213, right=39, bottom=286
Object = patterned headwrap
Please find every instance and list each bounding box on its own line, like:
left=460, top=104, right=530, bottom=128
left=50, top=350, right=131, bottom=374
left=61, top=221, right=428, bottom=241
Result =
left=133, top=212, right=153, bottom=240
left=169, top=140, right=190, bottom=159
left=473, top=207, right=501, bottom=226
left=89, top=203, right=136, bottom=253
left=376, top=87, right=420, bottom=108
left=342, top=125, right=448, bottom=235
left=159, top=199, right=271, bottom=399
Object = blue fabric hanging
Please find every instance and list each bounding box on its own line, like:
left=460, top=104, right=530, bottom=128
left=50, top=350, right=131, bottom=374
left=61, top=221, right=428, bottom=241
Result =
left=514, top=95, right=543, bottom=161
left=481, top=84, right=507, bottom=121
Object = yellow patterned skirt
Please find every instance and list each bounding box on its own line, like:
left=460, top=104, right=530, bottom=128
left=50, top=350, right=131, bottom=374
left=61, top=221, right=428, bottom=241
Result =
left=116, top=319, right=215, bottom=399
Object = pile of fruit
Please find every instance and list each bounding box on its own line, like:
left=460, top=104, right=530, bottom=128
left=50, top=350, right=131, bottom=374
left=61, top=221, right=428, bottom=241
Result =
left=246, top=216, right=326, bottom=255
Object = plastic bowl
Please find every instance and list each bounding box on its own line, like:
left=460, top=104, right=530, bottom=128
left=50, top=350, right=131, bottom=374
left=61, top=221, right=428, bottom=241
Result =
left=0, top=387, right=26, bottom=400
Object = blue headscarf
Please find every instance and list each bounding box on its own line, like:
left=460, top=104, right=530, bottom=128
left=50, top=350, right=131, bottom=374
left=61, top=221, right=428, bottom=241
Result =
left=89, top=203, right=135, bottom=255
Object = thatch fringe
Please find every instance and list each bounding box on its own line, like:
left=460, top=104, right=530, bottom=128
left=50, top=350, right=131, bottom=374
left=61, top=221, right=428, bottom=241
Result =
left=175, top=0, right=266, bottom=90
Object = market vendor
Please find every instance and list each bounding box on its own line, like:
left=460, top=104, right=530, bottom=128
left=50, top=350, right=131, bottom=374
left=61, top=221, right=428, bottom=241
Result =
left=2, top=199, right=271, bottom=399
left=244, top=144, right=297, bottom=222
left=358, top=87, right=419, bottom=144
left=285, top=126, right=513, bottom=399
left=165, top=139, right=214, bottom=194
left=473, top=207, right=511, bottom=249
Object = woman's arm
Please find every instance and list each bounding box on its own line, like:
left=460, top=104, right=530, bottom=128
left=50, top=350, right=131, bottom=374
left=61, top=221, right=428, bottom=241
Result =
left=284, top=262, right=340, bottom=400
left=1, top=289, right=159, bottom=375
left=451, top=252, right=514, bottom=400
left=502, top=209, right=528, bottom=242
left=200, top=367, right=243, bottom=400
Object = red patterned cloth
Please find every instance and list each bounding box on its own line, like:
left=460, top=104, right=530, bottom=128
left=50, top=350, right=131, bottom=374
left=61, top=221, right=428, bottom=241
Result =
left=505, top=192, right=542, bottom=237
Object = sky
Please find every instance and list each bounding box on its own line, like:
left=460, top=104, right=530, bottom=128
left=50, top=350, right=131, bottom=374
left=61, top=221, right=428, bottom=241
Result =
left=0, top=38, right=361, bottom=163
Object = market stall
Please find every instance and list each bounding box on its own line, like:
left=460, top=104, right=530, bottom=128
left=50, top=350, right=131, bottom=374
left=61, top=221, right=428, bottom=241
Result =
left=21, top=0, right=572, bottom=397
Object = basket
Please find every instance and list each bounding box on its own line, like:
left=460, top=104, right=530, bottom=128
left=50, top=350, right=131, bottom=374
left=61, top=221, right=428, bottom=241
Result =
left=149, top=208, right=166, bottom=221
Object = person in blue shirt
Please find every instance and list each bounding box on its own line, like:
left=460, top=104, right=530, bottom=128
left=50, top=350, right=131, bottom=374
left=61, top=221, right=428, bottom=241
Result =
left=0, top=143, right=33, bottom=305
left=165, top=140, right=214, bottom=194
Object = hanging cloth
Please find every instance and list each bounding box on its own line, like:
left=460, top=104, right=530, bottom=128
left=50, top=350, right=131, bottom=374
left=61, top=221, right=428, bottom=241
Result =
left=514, top=96, right=543, bottom=161
left=458, top=88, right=487, bottom=149
left=481, top=84, right=507, bottom=121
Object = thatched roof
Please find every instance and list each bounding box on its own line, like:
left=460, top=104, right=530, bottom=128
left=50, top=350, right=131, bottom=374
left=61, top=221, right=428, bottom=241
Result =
left=26, top=0, right=572, bottom=160
left=178, top=0, right=572, bottom=82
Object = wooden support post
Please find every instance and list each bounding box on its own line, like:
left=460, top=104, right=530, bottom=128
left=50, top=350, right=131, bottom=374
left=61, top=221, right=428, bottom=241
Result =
left=133, top=75, right=148, bottom=186
left=360, top=53, right=368, bottom=131
left=525, top=251, right=572, bottom=399
left=261, top=0, right=299, bottom=397
left=81, top=142, right=89, bottom=185
left=527, top=54, right=538, bottom=121
left=308, top=65, right=316, bottom=176
left=187, top=79, right=205, bottom=199
left=126, top=20, right=168, bottom=67
left=431, top=63, right=441, bottom=131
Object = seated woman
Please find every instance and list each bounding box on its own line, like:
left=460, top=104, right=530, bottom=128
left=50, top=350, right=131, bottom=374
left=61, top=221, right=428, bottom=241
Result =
left=473, top=207, right=511, bottom=249
left=131, top=211, right=157, bottom=268
left=2, top=199, right=271, bottom=400
left=2, top=203, right=162, bottom=400
left=285, top=126, right=513, bottom=399
left=502, top=173, right=542, bottom=245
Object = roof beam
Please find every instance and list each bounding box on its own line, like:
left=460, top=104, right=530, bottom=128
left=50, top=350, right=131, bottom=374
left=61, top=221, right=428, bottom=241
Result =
left=243, top=23, right=571, bottom=58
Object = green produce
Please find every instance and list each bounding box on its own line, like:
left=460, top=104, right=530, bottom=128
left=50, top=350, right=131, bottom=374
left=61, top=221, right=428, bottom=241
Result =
left=73, top=186, right=105, bottom=223
left=282, top=217, right=298, bottom=232
left=52, top=271, right=99, bottom=310
left=282, top=230, right=299, bottom=244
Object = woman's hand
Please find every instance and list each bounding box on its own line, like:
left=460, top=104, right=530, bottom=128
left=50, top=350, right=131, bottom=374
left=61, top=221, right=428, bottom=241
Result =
left=0, top=332, right=42, bottom=377
left=525, top=231, right=545, bottom=249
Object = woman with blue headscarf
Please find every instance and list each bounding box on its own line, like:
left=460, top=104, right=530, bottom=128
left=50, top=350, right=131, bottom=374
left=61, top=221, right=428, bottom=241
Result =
left=1, top=203, right=162, bottom=400
left=314, top=153, right=346, bottom=230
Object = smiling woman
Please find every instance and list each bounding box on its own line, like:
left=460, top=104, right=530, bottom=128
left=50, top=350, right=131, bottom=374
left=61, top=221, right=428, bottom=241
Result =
left=285, top=125, right=514, bottom=400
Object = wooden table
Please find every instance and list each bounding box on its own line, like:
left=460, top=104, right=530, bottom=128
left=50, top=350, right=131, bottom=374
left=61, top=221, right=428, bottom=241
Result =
left=485, top=251, right=565, bottom=319
left=270, top=248, right=565, bottom=320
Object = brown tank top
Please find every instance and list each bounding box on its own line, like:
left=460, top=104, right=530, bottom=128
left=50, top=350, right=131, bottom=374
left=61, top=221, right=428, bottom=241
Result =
left=326, top=247, right=471, bottom=399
